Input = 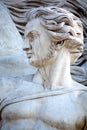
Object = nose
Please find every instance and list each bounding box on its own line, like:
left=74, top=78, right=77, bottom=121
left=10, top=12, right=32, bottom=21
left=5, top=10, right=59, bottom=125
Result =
left=23, top=47, right=29, bottom=51
left=23, top=38, right=30, bottom=51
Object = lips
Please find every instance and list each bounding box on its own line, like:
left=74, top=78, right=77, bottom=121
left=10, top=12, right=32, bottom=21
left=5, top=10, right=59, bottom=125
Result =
left=26, top=52, right=32, bottom=59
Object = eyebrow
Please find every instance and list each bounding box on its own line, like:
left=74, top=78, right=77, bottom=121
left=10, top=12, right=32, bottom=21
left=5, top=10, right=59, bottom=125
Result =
left=27, top=30, right=40, bottom=37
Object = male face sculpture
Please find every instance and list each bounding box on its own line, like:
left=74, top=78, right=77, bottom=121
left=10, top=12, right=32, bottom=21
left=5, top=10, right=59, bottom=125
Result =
left=24, top=7, right=83, bottom=67
left=23, top=19, right=54, bottom=67
left=1, top=6, right=87, bottom=130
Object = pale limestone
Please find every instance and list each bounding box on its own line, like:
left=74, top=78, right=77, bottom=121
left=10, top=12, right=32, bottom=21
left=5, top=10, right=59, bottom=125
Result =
left=0, top=2, right=23, bottom=56
left=0, top=2, right=36, bottom=77
left=0, top=6, right=87, bottom=130
left=3, top=0, right=87, bottom=86
left=0, top=2, right=36, bottom=100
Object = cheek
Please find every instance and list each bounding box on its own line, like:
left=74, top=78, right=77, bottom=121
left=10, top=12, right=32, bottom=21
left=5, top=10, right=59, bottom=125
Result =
left=32, top=39, right=40, bottom=57
left=32, top=36, right=51, bottom=60
left=39, top=38, right=51, bottom=58
left=39, top=43, right=50, bottom=59
left=33, top=39, right=46, bottom=59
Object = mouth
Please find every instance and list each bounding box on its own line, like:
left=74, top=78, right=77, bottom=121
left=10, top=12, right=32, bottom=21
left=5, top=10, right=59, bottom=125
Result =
left=26, top=52, right=32, bottom=59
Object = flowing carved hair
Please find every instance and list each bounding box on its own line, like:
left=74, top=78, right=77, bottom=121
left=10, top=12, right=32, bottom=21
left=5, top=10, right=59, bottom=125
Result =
left=25, top=6, right=84, bottom=63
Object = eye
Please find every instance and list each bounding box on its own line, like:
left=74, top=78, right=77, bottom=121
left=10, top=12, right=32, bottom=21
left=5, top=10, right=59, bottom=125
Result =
left=77, top=33, right=81, bottom=36
left=29, top=38, right=33, bottom=42
left=29, top=35, right=34, bottom=42
left=28, top=31, right=39, bottom=42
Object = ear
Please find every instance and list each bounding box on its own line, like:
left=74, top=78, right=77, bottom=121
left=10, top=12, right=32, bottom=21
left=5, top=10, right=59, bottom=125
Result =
left=55, top=41, right=65, bottom=50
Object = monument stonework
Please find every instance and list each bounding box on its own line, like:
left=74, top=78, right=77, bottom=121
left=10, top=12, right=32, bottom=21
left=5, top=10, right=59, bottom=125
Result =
left=0, top=0, right=87, bottom=130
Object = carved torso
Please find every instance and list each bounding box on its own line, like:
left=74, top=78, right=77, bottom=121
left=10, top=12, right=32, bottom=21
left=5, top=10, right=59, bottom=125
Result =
left=1, top=83, right=87, bottom=130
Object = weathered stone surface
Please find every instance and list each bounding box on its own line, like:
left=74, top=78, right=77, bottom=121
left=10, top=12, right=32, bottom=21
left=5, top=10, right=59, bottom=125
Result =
left=0, top=2, right=23, bottom=55
left=3, top=0, right=87, bottom=86
left=0, top=2, right=36, bottom=77
left=0, top=6, right=87, bottom=130
left=0, top=2, right=36, bottom=103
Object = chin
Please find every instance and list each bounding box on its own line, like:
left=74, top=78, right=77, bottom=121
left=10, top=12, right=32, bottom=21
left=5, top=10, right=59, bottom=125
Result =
left=29, top=56, right=55, bottom=68
left=29, top=58, right=42, bottom=68
left=31, top=59, right=49, bottom=68
left=30, top=61, right=40, bottom=67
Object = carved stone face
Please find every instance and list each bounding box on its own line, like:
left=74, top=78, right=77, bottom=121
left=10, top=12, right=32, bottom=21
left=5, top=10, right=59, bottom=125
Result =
left=23, top=19, right=56, bottom=67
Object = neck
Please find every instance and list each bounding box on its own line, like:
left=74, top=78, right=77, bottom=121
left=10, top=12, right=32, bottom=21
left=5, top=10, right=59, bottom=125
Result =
left=33, top=48, right=73, bottom=90
left=49, top=48, right=72, bottom=90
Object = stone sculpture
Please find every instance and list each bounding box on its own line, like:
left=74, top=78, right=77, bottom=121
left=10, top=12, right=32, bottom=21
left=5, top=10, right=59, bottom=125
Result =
left=3, top=0, right=87, bottom=86
left=0, top=6, right=87, bottom=130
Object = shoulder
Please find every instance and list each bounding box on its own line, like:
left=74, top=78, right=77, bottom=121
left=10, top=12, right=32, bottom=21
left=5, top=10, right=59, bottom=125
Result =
left=0, top=77, right=17, bottom=101
left=0, top=80, right=44, bottom=111
left=71, top=82, right=87, bottom=112
left=77, top=90, right=87, bottom=113
left=0, top=74, right=44, bottom=101
left=2, top=80, right=44, bottom=102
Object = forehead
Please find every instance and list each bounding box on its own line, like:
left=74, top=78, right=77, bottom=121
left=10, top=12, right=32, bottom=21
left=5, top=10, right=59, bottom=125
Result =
left=25, top=19, right=44, bottom=37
